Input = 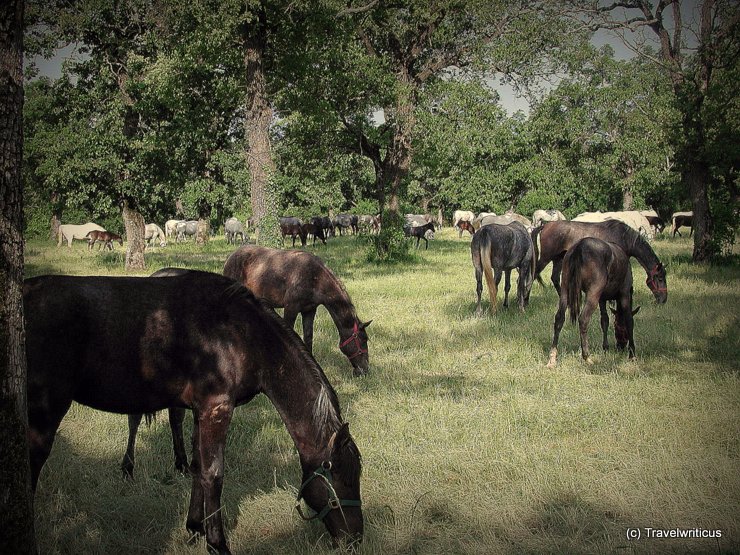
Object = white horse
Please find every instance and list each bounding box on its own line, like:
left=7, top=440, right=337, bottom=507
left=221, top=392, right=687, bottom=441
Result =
left=573, top=211, right=654, bottom=240
left=453, top=210, right=476, bottom=238
left=144, top=223, right=167, bottom=247
left=57, top=222, right=105, bottom=247
left=164, top=219, right=183, bottom=239
left=532, top=209, right=566, bottom=227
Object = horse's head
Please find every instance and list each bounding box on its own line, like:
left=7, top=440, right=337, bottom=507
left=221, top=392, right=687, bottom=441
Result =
left=646, top=262, right=667, bottom=304
left=297, top=423, right=363, bottom=549
left=611, top=305, right=640, bottom=350
left=339, top=320, right=371, bottom=376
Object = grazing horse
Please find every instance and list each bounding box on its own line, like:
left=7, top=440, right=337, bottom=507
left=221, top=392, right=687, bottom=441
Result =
left=176, top=220, right=198, bottom=242
left=57, top=222, right=105, bottom=247
left=86, top=230, right=123, bottom=251
left=403, top=221, right=435, bottom=249
left=546, top=237, right=640, bottom=368
left=573, top=210, right=654, bottom=240
left=223, top=246, right=371, bottom=375
left=24, top=272, right=363, bottom=554
left=358, top=214, right=380, bottom=234
left=671, top=211, right=693, bottom=237
left=333, top=214, right=356, bottom=236
left=280, top=217, right=307, bottom=247
left=144, top=223, right=167, bottom=247
left=532, top=220, right=668, bottom=304
left=224, top=217, right=246, bottom=245
left=304, top=219, right=327, bottom=245
left=470, top=221, right=535, bottom=315
left=164, top=219, right=183, bottom=239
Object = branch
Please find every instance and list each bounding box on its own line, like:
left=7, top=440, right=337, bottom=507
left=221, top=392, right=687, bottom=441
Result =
left=337, top=0, right=379, bottom=17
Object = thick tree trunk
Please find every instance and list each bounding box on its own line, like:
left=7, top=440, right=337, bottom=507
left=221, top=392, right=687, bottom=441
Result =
left=49, top=191, right=61, bottom=241
left=242, top=14, right=281, bottom=247
left=122, top=200, right=146, bottom=271
left=687, top=160, right=713, bottom=262
left=196, top=218, right=209, bottom=245
left=0, top=0, right=37, bottom=551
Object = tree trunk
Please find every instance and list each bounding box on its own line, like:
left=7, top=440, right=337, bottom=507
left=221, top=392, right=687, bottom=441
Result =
left=122, top=200, right=146, bottom=271
left=242, top=12, right=281, bottom=248
left=196, top=218, right=209, bottom=245
left=0, top=0, right=37, bottom=551
left=687, top=159, right=713, bottom=262
left=49, top=191, right=61, bottom=241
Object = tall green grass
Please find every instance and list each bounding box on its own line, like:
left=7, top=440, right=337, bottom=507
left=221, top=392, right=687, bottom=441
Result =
left=27, top=231, right=739, bottom=554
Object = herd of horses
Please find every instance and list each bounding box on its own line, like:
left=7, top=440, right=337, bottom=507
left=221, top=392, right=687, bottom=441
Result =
left=37, top=207, right=678, bottom=552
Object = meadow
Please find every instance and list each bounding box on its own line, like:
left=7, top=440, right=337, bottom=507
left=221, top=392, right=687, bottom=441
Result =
left=26, top=229, right=739, bottom=554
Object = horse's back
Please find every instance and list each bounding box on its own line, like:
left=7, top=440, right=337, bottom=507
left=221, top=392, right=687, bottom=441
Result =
left=24, top=272, right=266, bottom=414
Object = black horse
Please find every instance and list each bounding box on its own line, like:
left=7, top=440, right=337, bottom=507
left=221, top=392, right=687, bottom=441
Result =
left=304, top=218, right=327, bottom=245
left=532, top=219, right=668, bottom=304
left=403, top=221, right=435, bottom=249
left=24, top=271, right=363, bottom=554
left=280, top=216, right=307, bottom=247
left=470, top=221, right=535, bottom=315
left=547, top=237, right=640, bottom=367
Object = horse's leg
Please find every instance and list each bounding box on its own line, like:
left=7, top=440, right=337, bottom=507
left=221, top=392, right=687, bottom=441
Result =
left=300, top=308, right=317, bottom=354
left=547, top=295, right=567, bottom=368
left=169, top=407, right=189, bottom=474
left=599, top=299, right=609, bottom=351
left=423, top=236, right=428, bottom=250
left=579, top=294, right=599, bottom=364
left=516, top=266, right=526, bottom=311
left=28, top=396, right=73, bottom=492
left=196, top=400, right=234, bottom=554
left=186, top=410, right=206, bottom=538
left=503, top=269, right=511, bottom=308
left=620, top=295, right=637, bottom=358
left=121, top=413, right=144, bottom=479
left=283, top=306, right=300, bottom=338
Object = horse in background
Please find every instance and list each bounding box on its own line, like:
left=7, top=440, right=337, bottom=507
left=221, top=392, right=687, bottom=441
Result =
left=532, top=220, right=667, bottom=304
left=638, top=210, right=665, bottom=234
left=453, top=210, right=476, bottom=238
left=671, top=211, right=693, bottom=237
left=532, top=209, right=566, bottom=228
left=303, top=219, right=327, bottom=245
left=57, top=222, right=105, bottom=247
left=24, top=271, right=363, bottom=554
left=86, top=230, right=123, bottom=251
left=144, top=223, right=167, bottom=247
left=223, top=246, right=371, bottom=376
left=403, top=221, right=435, bottom=249
left=280, top=216, right=307, bottom=247
left=176, top=220, right=198, bottom=242
left=471, top=221, right=535, bottom=315
left=573, top=210, right=654, bottom=240
left=224, top=217, right=246, bottom=244
left=546, top=237, right=640, bottom=368
left=458, top=220, right=476, bottom=236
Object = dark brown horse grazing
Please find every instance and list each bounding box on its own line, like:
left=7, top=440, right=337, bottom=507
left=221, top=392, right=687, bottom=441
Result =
left=470, top=221, right=535, bottom=315
left=86, top=229, right=123, bottom=250
left=532, top=219, right=668, bottom=303
left=546, top=237, right=640, bottom=368
left=223, top=246, right=371, bottom=376
left=24, top=272, right=363, bottom=554
left=280, top=216, right=307, bottom=247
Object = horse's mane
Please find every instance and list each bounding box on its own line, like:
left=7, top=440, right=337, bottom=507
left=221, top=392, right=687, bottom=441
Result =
left=600, top=219, right=643, bottom=252
left=316, top=257, right=358, bottom=320
left=224, top=279, right=343, bottom=442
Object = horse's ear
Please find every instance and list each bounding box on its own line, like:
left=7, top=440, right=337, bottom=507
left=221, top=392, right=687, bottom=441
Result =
left=361, top=320, right=372, bottom=329
left=632, top=306, right=641, bottom=316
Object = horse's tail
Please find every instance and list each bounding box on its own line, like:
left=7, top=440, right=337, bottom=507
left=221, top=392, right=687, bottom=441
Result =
left=479, top=234, right=497, bottom=309
left=565, top=250, right=582, bottom=324
left=531, top=225, right=544, bottom=286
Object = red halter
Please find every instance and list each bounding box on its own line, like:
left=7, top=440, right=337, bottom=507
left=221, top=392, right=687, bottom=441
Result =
left=338, top=321, right=367, bottom=360
left=646, top=264, right=667, bottom=293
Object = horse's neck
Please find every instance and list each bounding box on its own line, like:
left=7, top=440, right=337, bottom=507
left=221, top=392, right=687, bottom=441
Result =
left=261, top=353, right=340, bottom=465
left=628, top=237, right=658, bottom=272
left=318, top=272, right=356, bottom=335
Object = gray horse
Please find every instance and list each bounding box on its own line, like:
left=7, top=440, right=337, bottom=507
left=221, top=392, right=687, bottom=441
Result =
left=176, top=220, right=198, bottom=242
left=224, top=217, right=246, bottom=245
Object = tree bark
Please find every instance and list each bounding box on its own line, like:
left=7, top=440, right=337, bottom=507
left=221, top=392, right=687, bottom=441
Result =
left=0, top=0, right=37, bottom=551
left=241, top=11, right=281, bottom=247
left=122, top=199, right=146, bottom=271
left=49, top=191, right=61, bottom=241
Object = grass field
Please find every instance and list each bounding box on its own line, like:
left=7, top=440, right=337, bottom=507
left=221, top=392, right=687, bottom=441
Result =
left=26, top=230, right=739, bottom=554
